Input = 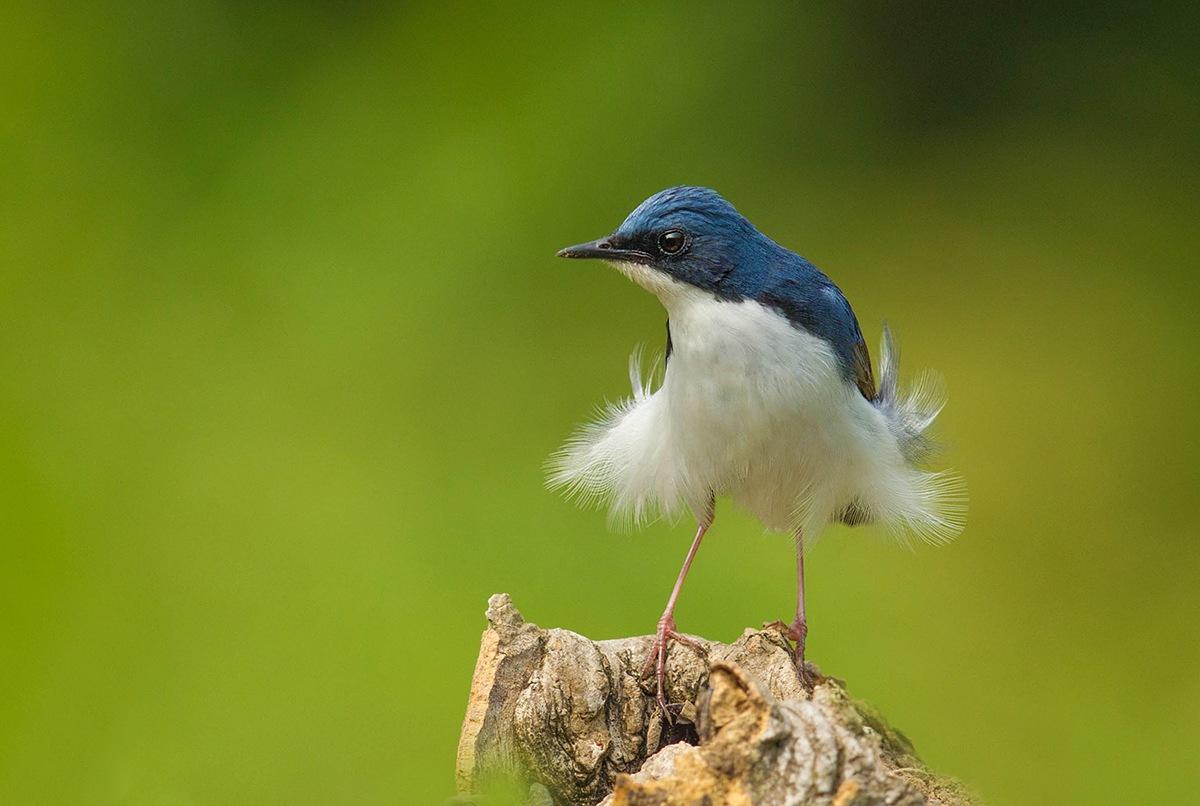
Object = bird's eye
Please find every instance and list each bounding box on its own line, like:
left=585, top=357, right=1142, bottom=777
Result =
left=658, top=229, right=687, bottom=255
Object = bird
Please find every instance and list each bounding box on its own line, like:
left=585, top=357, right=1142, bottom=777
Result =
left=550, top=186, right=964, bottom=713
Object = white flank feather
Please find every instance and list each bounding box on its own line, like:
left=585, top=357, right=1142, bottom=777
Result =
left=548, top=270, right=965, bottom=543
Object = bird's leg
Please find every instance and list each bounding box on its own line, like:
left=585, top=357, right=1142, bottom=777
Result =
left=640, top=499, right=714, bottom=717
left=768, top=527, right=814, bottom=687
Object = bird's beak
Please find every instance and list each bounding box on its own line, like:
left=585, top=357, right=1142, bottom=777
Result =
left=557, top=237, right=649, bottom=263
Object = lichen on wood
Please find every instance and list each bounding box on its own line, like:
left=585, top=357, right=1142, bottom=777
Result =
left=456, top=594, right=973, bottom=806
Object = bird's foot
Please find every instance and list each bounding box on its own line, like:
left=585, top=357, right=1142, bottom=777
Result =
left=765, top=618, right=816, bottom=688
left=639, top=613, right=707, bottom=720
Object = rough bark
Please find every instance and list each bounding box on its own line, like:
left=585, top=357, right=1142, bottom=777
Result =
left=456, top=594, right=974, bottom=806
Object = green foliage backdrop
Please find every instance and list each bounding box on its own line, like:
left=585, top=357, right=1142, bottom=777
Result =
left=2, top=3, right=1197, bottom=803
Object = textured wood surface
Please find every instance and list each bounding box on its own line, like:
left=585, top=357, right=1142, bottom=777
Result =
left=456, top=594, right=973, bottom=806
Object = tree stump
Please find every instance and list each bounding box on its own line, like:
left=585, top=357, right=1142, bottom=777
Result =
left=456, top=594, right=974, bottom=806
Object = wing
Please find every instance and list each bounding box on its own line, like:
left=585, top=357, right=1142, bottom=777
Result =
left=849, top=333, right=876, bottom=400
left=758, top=260, right=876, bottom=401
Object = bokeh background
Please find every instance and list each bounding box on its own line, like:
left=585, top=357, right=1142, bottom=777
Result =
left=3, top=2, right=1198, bottom=803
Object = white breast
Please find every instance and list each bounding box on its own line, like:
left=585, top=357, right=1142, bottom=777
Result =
left=659, top=289, right=885, bottom=530
left=549, top=266, right=961, bottom=541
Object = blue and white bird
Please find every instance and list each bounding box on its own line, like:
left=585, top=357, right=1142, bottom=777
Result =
left=551, top=186, right=964, bottom=710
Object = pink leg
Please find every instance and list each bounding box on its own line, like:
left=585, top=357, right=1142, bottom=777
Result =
left=769, top=527, right=813, bottom=686
left=641, top=498, right=714, bottom=716
left=792, top=526, right=809, bottom=667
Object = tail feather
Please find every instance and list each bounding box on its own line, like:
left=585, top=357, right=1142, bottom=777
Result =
left=875, top=325, right=945, bottom=464
left=866, top=324, right=966, bottom=544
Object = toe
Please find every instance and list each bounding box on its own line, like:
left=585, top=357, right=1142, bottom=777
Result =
left=668, top=631, right=707, bottom=654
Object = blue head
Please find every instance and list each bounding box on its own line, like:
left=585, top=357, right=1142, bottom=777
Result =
left=558, top=187, right=874, bottom=397
left=557, top=186, right=780, bottom=298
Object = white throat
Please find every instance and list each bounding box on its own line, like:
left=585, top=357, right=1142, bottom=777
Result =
left=609, top=260, right=703, bottom=311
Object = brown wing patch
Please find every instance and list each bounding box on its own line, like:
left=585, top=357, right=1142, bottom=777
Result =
left=837, top=499, right=874, bottom=526
left=852, top=338, right=876, bottom=400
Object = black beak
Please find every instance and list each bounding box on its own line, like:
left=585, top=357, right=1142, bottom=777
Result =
left=557, top=237, right=649, bottom=263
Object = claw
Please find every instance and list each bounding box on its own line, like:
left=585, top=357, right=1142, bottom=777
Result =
left=765, top=617, right=815, bottom=687
left=640, top=614, right=707, bottom=719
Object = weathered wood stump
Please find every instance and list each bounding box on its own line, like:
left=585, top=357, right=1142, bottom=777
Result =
left=457, top=594, right=973, bottom=806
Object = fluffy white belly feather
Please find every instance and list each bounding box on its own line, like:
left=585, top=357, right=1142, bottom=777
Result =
left=551, top=271, right=962, bottom=542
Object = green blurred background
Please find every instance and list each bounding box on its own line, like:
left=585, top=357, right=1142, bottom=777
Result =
left=3, top=2, right=1198, bottom=803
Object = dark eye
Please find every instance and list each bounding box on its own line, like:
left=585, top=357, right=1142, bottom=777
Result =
left=658, top=229, right=687, bottom=255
